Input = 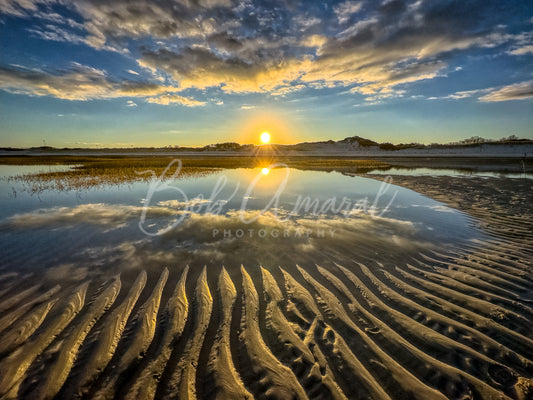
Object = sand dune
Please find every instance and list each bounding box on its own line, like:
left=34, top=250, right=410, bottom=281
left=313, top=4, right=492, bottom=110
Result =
left=0, top=189, right=532, bottom=399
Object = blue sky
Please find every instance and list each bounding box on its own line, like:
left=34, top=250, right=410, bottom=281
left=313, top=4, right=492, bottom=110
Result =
left=0, top=0, right=532, bottom=147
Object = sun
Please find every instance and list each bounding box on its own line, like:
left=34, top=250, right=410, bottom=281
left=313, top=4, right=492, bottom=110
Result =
left=260, top=132, right=271, bottom=144
left=261, top=167, right=270, bottom=175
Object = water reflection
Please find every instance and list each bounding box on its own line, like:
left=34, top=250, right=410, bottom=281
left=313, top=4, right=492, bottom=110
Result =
left=0, top=166, right=483, bottom=279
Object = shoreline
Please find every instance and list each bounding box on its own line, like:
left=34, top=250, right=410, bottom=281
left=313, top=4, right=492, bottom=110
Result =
left=1, top=154, right=532, bottom=174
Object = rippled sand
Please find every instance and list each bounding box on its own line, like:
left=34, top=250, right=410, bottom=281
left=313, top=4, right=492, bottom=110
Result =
left=0, top=175, right=532, bottom=400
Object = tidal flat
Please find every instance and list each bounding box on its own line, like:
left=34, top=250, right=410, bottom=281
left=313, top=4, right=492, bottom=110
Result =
left=0, top=155, right=531, bottom=399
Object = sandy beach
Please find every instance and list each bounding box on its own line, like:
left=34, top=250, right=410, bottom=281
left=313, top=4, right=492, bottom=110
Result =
left=0, top=159, right=531, bottom=400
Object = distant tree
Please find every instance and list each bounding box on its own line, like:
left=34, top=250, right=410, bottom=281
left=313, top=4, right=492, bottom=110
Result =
left=500, top=134, right=519, bottom=142
left=458, top=136, right=487, bottom=144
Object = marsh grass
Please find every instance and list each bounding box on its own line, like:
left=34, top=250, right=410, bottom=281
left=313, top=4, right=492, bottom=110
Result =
left=1, top=156, right=390, bottom=192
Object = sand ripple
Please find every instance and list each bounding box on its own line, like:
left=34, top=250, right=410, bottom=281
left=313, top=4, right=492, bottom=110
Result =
left=0, top=199, right=532, bottom=399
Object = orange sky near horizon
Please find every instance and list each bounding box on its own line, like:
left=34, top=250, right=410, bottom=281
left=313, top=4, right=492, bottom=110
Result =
left=238, top=111, right=300, bottom=145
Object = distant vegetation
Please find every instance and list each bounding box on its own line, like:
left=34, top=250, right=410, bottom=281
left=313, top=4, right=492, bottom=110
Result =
left=379, top=135, right=531, bottom=151
left=0, top=135, right=531, bottom=153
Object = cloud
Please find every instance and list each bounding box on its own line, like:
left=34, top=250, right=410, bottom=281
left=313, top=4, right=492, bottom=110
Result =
left=509, top=45, right=533, bottom=55
left=430, top=81, right=533, bottom=102
left=138, top=46, right=309, bottom=93
left=26, top=23, right=128, bottom=53
left=126, top=100, right=137, bottom=107
left=145, top=94, right=206, bottom=106
left=0, top=63, right=196, bottom=103
left=28, top=24, right=88, bottom=45
left=507, top=31, right=533, bottom=55
left=300, top=34, right=327, bottom=49
left=293, top=14, right=321, bottom=30
left=0, top=0, right=44, bottom=17
left=270, top=84, right=306, bottom=96
left=427, top=88, right=490, bottom=100
left=1, top=0, right=531, bottom=104
left=133, top=0, right=526, bottom=99
left=426, top=81, right=533, bottom=102
left=334, top=1, right=363, bottom=24
left=1, top=0, right=233, bottom=50
left=479, top=81, right=533, bottom=102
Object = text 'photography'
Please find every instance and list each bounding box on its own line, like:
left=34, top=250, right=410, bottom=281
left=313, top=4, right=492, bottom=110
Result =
left=0, top=1, right=532, bottom=400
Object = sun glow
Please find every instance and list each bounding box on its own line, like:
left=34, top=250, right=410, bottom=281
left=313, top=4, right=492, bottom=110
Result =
left=260, top=132, right=271, bottom=144
left=262, top=167, right=270, bottom=175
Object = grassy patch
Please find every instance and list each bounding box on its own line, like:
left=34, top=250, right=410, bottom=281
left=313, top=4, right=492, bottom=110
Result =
left=1, top=155, right=390, bottom=192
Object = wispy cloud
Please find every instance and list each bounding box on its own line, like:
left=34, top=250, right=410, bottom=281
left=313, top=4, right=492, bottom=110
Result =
left=145, top=94, right=206, bottom=106
left=427, top=82, right=533, bottom=102
left=427, top=89, right=490, bottom=100
left=509, top=45, right=533, bottom=55
left=334, top=1, right=363, bottom=24
left=479, top=81, right=533, bottom=102
left=0, top=63, right=188, bottom=103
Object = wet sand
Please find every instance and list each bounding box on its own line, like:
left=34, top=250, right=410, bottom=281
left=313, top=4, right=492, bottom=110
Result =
left=0, top=173, right=532, bottom=399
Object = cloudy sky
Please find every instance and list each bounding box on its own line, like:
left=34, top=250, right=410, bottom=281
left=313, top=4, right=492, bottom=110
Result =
left=1, top=0, right=532, bottom=147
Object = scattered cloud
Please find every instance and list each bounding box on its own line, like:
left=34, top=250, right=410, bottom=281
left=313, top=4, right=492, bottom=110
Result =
left=427, top=81, right=533, bottom=102
left=126, top=100, right=137, bottom=107
left=293, top=14, right=321, bottom=30
left=509, top=45, right=533, bottom=55
left=0, top=63, right=200, bottom=104
left=271, top=84, right=306, bottom=96
left=300, top=34, right=327, bottom=49
left=145, top=94, right=206, bottom=106
left=479, top=81, right=533, bottom=102
left=334, top=1, right=363, bottom=24
left=427, top=89, right=489, bottom=100
left=0, top=0, right=44, bottom=17
left=0, top=0, right=531, bottom=105
left=138, top=47, right=308, bottom=94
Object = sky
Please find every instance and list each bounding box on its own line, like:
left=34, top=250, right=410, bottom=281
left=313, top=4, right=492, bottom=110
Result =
left=0, top=0, right=532, bottom=148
